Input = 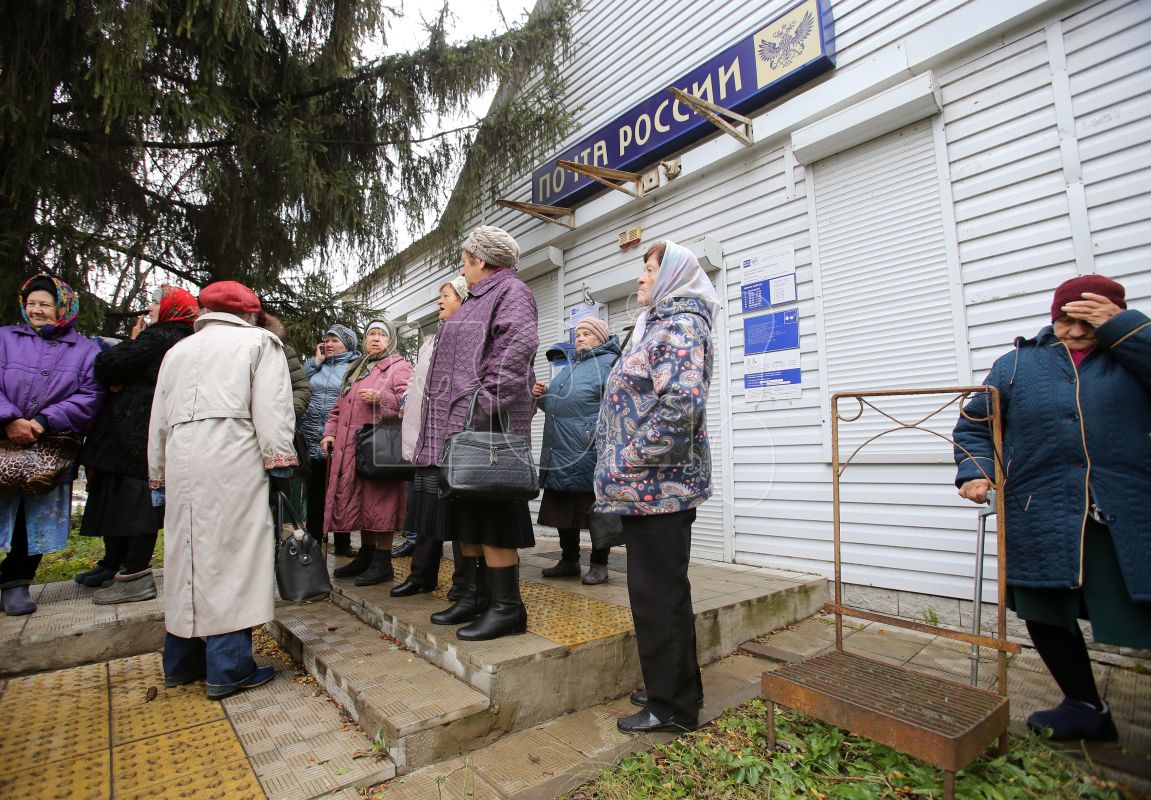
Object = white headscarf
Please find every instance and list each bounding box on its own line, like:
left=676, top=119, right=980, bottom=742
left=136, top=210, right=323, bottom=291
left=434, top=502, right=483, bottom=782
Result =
left=628, top=240, right=721, bottom=352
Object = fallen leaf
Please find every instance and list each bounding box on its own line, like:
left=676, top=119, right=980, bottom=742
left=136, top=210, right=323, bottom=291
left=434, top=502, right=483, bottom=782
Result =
left=144, top=686, right=158, bottom=703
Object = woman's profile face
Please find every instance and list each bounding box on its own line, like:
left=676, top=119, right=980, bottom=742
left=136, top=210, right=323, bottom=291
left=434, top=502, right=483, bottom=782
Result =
left=636, top=255, right=660, bottom=306
left=365, top=327, right=389, bottom=354
left=461, top=250, right=488, bottom=287
left=147, top=300, right=162, bottom=323
left=438, top=285, right=463, bottom=320
left=24, top=289, right=58, bottom=329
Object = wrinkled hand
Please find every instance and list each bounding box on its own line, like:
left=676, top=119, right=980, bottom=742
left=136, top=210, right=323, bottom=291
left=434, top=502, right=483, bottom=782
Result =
left=5, top=418, right=41, bottom=445
left=1061, top=292, right=1121, bottom=327
left=314, top=343, right=327, bottom=364
left=130, top=315, right=148, bottom=340
left=320, top=436, right=335, bottom=456
left=358, top=388, right=381, bottom=405
left=531, top=381, right=547, bottom=399
left=958, top=479, right=991, bottom=504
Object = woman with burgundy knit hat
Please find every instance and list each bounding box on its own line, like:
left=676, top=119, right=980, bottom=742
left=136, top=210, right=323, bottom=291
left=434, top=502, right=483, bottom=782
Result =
left=955, top=274, right=1150, bottom=743
left=75, top=285, right=200, bottom=605
left=149, top=280, right=297, bottom=699
left=0, top=275, right=104, bottom=615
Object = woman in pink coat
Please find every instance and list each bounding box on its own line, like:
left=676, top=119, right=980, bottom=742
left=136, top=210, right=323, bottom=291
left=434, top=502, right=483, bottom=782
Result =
left=320, top=319, right=413, bottom=585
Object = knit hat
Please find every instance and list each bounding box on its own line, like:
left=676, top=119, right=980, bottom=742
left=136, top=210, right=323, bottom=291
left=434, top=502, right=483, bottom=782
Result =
left=442, top=275, right=469, bottom=302
left=199, top=281, right=261, bottom=314
left=1051, top=275, right=1126, bottom=321
left=575, top=316, right=610, bottom=345
left=462, top=225, right=519, bottom=268
left=324, top=323, right=358, bottom=353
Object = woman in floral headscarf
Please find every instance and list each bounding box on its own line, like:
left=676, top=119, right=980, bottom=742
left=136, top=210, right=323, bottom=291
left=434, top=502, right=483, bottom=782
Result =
left=75, top=285, right=200, bottom=604
left=0, top=274, right=104, bottom=615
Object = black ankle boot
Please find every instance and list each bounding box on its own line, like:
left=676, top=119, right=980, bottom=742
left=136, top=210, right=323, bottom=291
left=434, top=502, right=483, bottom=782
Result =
left=332, top=532, right=358, bottom=558
left=333, top=544, right=375, bottom=578
left=457, top=564, right=527, bottom=641
left=354, top=550, right=395, bottom=586
left=430, top=557, right=488, bottom=625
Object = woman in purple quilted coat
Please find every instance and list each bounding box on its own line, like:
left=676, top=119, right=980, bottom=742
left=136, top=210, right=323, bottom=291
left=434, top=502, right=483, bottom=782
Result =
left=0, top=275, right=104, bottom=615
left=412, top=225, right=539, bottom=641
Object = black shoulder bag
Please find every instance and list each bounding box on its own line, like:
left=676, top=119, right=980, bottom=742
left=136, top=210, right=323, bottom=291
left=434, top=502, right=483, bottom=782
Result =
left=273, top=490, right=331, bottom=602
left=439, top=387, right=539, bottom=500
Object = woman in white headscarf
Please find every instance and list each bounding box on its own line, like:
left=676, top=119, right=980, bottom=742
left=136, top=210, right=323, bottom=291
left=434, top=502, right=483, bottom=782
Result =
left=594, top=240, right=720, bottom=735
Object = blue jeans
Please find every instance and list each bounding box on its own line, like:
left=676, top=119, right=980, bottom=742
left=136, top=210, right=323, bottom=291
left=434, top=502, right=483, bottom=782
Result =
left=404, top=530, right=417, bottom=544
left=163, top=629, right=257, bottom=692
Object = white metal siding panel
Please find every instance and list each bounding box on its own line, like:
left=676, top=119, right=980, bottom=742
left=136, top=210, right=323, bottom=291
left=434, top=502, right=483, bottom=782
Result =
left=527, top=271, right=562, bottom=525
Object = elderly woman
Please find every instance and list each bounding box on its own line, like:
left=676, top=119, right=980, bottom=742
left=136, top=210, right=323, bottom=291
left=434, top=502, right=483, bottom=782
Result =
left=0, top=275, right=104, bottom=615
left=532, top=317, right=621, bottom=585
left=322, top=319, right=413, bottom=586
left=955, top=275, right=1150, bottom=742
left=298, top=324, right=361, bottom=554
left=596, top=241, right=718, bottom=734
left=392, top=276, right=470, bottom=599
left=413, top=225, right=539, bottom=641
left=75, top=285, right=199, bottom=604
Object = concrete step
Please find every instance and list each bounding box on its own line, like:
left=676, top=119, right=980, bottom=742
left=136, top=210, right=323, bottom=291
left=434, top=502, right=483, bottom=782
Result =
left=269, top=601, right=495, bottom=775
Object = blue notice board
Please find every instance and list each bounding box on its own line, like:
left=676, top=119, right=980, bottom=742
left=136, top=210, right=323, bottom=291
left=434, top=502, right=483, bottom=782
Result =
left=743, top=309, right=799, bottom=355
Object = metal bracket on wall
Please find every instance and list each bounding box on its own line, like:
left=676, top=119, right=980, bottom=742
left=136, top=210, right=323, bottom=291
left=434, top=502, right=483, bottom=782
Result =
left=556, top=161, right=647, bottom=199
left=667, top=86, right=753, bottom=147
left=495, top=199, right=575, bottom=229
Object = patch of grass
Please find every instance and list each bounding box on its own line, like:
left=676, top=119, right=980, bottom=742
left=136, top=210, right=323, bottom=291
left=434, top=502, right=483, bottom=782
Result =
left=564, top=700, right=1124, bottom=800
left=35, top=510, right=164, bottom=584
left=922, top=608, right=941, bottom=626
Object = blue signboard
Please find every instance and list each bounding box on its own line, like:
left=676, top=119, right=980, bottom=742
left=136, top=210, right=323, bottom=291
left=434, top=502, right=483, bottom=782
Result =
left=745, top=367, right=802, bottom=389
left=744, top=309, right=799, bottom=355
left=531, top=0, right=836, bottom=208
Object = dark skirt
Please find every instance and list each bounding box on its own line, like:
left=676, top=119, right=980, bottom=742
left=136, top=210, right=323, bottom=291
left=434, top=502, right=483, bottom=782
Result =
left=446, top=494, right=535, bottom=549
left=1009, top=519, right=1151, bottom=649
left=537, top=489, right=594, bottom=530
left=407, top=467, right=451, bottom=541
left=79, top=470, right=163, bottom=538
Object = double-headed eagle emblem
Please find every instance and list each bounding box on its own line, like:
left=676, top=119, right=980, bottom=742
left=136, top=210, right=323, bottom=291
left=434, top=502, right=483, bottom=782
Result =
left=758, top=11, right=815, bottom=70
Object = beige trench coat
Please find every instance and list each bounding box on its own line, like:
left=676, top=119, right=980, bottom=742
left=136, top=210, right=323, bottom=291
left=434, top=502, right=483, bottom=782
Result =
left=148, top=312, right=297, bottom=638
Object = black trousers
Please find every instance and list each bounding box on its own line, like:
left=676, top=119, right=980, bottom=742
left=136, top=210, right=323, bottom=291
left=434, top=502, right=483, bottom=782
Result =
left=623, top=508, right=702, bottom=722
left=558, top=528, right=610, bottom=565
left=409, top=531, right=465, bottom=590
left=103, top=533, right=158, bottom=574
left=305, top=458, right=328, bottom=542
left=0, top=503, right=43, bottom=588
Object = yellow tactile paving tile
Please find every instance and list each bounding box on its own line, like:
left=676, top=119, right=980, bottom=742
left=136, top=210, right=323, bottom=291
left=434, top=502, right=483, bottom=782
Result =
left=0, top=684, right=110, bottom=777
left=113, top=719, right=248, bottom=792
left=115, top=759, right=264, bottom=800
left=0, top=749, right=110, bottom=799
left=393, top=556, right=634, bottom=647
left=108, top=653, right=224, bottom=745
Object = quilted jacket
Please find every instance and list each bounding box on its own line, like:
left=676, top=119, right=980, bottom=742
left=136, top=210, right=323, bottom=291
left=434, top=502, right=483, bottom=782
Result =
left=954, top=309, right=1151, bottom=600
left=297, top=350, right=359, bottom=461
left=594, top=297, right=714, bottom=516
left=412, top=267, right=538, bottom=466
left=0, top=323, right=103, bottom=436
left=538, top=335, right=621, bottom=492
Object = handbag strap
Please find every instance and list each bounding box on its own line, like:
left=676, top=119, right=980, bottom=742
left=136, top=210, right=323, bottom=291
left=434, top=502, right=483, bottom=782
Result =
left=462, top=386, right=512, bottom=433
left=274, top=490, right=310, bottom=541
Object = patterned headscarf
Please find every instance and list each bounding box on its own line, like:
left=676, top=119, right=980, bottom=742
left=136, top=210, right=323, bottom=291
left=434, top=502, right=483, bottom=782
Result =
left=152, top=285, right=200, bottom=326
left=340, top=318, right=399, bottom=395
left=20, top=273, right=80, bottom=335
left=628, top=241, right=721, bottom=354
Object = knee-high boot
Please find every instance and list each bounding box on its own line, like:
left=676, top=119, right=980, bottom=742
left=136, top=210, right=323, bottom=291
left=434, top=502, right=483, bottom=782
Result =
left=430, top=557, right=488, bottom=625
left=457, top=564, right=527, bottom=641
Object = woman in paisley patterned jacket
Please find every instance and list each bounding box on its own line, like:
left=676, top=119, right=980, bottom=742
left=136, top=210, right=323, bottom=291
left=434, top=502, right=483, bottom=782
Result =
left=594, top=240, right=719, bottom=735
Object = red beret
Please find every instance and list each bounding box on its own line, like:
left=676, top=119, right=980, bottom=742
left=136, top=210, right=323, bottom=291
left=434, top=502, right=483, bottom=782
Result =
left=1051, top=275, right=1126, bottom=321
left=199, top=281, right=261, bottom=314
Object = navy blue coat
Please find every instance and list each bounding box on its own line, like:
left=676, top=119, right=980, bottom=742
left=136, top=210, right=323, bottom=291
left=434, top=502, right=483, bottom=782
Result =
left=538, top=336, right=621, bottom=493
left=954, top=309, right=1151, bottom=601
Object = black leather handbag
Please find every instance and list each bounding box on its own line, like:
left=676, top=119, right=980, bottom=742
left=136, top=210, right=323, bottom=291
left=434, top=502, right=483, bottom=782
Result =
left=439, top=388, right=540, bottom=501
left=273, top=491, right=331, bottom=602
left=354, top=419, right=415, bottom=480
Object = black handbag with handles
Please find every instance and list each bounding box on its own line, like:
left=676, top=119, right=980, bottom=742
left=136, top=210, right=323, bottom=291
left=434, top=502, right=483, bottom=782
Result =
left=354, top=418, right=414, bottom=480
left=439, top=388, right=540, bottom=501
left=273, top=491, right=331, bottom=602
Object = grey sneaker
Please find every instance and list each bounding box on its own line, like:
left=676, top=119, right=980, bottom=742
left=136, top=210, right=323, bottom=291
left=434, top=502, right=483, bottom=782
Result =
left=93, top=570, right=158, bottom=605
left=582, top=563, right=609, bottom=585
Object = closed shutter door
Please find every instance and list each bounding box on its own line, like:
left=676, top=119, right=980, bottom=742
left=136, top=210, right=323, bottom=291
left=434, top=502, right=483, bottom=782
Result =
left=813, top=119, right=961, bottom=459
left=527, top=271, right=561, bottom=523
left=605, top=292, right=727, bottom=562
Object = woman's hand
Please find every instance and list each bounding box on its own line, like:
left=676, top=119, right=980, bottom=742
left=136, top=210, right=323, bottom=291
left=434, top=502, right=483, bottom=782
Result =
left=531, top=381, right=547, bottom=399
left=5, top=418, right=41, bottom=445
left=130, top=315, right=148, bottom=340
left=314, top=342, right=327, bottom=365
left=358, top=388, right=381, bottom=405
left=320, top=436, right=335, bottom=456
left=1061, top=292, right=1122, bottom=327
left=958, top=479, right=991, bottom=504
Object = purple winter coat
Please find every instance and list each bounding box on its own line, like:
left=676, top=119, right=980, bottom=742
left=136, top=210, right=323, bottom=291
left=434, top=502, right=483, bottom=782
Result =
left=413, top=268, right=539, bottom=466
left=0, top=324, right=104, bottom=437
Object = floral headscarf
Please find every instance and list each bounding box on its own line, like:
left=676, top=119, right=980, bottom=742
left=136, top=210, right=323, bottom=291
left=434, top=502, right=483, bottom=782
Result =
left=20, top=273, right=80, bottom=335
left=152, top=284, right=200, bottom=326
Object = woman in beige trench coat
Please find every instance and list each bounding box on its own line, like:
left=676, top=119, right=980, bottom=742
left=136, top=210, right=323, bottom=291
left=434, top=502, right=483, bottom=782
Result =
left=148, top=281, right=298, bottom=700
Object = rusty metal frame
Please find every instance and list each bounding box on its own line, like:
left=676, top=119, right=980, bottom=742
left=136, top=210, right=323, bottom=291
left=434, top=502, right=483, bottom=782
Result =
left=494, top=199, right=576, bottom=229
left=556, top=161, right=647, bottom=199
left=762, top=386, right=1015, bottom=800
left=666, top=86, right=754, bottom=146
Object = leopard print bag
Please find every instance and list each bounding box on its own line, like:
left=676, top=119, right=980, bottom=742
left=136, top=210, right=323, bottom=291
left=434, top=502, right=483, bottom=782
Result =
left=0, top=434, right=81, bottom=495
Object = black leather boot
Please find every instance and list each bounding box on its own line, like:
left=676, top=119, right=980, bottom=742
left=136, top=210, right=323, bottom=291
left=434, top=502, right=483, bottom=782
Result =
left=354, top=550, right=394, bottom=586
left=332, top=532, right=358, bottom=558
left=430, top=557, right=488, bottom=625
left=457, top=564, right=527, bottom=641
left=333, top=544, right=375, bottom=578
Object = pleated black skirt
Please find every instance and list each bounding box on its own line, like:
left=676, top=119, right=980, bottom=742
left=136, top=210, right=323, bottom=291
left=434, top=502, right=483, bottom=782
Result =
left=79, top=470, right=163, bottom=538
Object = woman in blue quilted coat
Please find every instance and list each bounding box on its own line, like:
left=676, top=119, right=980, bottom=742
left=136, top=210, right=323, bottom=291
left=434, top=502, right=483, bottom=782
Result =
left=532, top=317, right=621, bottom=585
left=595, top=240, right=718, bottom=735
left=954, top=274, right=1150, bottom=743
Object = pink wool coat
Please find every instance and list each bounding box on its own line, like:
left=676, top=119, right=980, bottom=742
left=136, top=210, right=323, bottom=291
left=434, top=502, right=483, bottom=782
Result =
left=323, top=353, right=413, bottom=533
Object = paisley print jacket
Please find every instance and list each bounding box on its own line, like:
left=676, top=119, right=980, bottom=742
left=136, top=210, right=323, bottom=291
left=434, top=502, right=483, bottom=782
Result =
left=593, top=297, right=713, bottom=516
